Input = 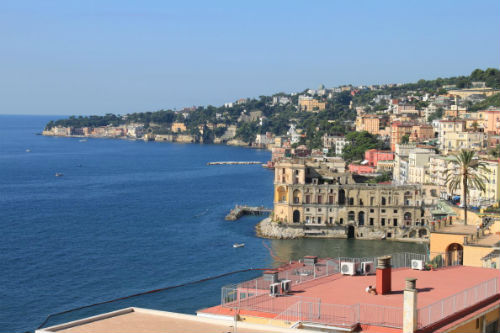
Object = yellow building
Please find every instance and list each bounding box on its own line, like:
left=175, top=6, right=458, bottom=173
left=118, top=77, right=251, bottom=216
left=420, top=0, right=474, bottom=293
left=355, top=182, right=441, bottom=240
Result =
left=469, top=159, right=500, bottom=207
left=272, top=158, right=438, bottom=241
left=298, top=97, right=326, bottom=112
left=429, top=216, right=500, bottom=269
left=171, top=122, right=187, bottom=133
left=448, top=87, right=499, bottom=99
left=355, top=114, right=387, bottom=135
left=440, top=131, right=486, bottom=155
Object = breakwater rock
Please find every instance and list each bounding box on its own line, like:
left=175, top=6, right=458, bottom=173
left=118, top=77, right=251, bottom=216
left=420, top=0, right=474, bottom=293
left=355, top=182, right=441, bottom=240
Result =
left=256, top=218, right=305, bottom=239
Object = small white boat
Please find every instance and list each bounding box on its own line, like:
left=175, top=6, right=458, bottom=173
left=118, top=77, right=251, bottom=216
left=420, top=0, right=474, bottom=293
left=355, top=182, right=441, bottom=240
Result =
left=55, top=173, right=64, bottom=177
left=233, top=243, right=245, bottom=248
left=25, top=149, right=31, bottom=152
left=79, top=139, right=87, bottom=142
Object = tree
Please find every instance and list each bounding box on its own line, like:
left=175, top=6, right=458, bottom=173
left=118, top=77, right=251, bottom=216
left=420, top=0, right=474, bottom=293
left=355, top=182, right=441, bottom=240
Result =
left=428, top=107, right=444, bottom=122
left=341, top=131, right=383, bottom=163
left=445, top=150, right=488, bottom=225
left=401, top=134, right=410, bottom=144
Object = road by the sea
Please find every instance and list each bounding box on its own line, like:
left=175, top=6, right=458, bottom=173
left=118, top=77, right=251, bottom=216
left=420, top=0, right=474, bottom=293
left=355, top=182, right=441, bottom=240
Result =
left=0, top=115, right=425, bottom=332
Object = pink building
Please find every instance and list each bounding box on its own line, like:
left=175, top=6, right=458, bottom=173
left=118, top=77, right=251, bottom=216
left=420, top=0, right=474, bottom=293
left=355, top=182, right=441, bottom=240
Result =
left=483, top=109, right=500, bottom=134
left=348, top=164, right=376, bottom=174
left=364, top=149, right=394, bottom=167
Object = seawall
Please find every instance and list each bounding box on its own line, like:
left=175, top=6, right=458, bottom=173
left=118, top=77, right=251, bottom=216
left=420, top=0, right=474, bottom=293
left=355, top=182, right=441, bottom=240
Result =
left=256, top=218, right=429, bottom=243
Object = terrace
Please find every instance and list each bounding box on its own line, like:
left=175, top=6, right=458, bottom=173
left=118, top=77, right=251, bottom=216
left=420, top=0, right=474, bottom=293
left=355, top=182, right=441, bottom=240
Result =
left=199, top=255, right=500, bottom=332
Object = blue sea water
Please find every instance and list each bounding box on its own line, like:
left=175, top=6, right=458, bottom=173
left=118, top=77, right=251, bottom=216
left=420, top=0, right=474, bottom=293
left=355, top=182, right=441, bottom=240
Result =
left=0, top=115, right=424, bottom=332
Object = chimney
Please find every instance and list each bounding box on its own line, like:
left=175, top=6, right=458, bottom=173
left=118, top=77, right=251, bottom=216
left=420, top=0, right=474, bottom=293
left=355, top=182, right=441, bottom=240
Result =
left=263, top=270, right=279, bottom=283
left=304, top=255, right=318, bottom=266
left=403, top=278, right=418, bottom=333
left=376, top=256, right=391, bottom=295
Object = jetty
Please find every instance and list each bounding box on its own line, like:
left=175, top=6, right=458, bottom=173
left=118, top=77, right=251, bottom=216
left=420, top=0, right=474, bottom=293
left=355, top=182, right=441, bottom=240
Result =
left=225, top=205, right=272, bottom=221
left=207, top=161, right=263, bottom=166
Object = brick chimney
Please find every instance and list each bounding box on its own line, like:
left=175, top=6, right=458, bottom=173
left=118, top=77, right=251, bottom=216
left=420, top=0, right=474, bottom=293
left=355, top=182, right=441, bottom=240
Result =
left=376, top=256, right=391, bottom=295
left=403, top=278, right=418, bottom=333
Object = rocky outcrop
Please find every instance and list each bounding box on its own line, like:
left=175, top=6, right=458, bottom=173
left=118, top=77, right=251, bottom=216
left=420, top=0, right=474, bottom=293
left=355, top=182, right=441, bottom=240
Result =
left=256, top=218, right=305, bottom=239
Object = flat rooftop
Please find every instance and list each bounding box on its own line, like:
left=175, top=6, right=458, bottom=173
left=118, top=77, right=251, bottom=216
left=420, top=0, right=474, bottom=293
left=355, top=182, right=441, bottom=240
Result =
left=40, top=308, right=299, bottom=333
left=200, top=265, right=499, bottom=316
left=433, top=224, right=477, bottom=235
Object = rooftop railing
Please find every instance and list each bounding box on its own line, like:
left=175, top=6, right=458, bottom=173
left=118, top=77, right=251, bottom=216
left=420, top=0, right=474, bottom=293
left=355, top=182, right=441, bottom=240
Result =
left=417, top=277, right=499, bottom=329
left=222, top=253, right=500, bottom=330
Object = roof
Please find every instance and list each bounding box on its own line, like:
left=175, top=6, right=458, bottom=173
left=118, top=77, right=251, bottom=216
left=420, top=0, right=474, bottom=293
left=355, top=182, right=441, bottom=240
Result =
left=481, top=249, right=500, bottom=261
left=200, top=266, right=499, bottom=317
left=40, top=308, right=301, bottom=333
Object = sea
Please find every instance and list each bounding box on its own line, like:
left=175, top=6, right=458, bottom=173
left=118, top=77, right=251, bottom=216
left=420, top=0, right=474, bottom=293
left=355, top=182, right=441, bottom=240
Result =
left=0, top=115, right=425, bottom=332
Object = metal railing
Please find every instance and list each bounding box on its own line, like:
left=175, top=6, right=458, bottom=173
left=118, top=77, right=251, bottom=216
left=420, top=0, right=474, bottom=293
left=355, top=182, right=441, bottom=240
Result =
left=235, top=259, right=340, bottom=293
left=429, top=251, right=463, bottom=268
left=220, top=253, right=500, bottom=330
left=417, top=277, right=499, bottom=329
left=272, top=301, right=403, bottom=328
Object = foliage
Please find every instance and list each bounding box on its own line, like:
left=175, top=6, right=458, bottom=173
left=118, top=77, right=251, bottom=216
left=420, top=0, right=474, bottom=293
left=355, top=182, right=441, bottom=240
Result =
left=366, top=171, right=392, bottom=183
left=469, top=93, right=500, bottom=112
left=236, top=122, right=258, bottom=143
left=428, top=107, right=444, bottom=122
left=341, top=131, right=383, bottom=163
left=401, top=134, right=410, bottom=144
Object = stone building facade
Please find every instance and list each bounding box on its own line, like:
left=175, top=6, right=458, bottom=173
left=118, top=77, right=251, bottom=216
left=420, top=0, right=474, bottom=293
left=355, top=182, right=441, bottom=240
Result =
left=273, top=158, right=438, bottom=240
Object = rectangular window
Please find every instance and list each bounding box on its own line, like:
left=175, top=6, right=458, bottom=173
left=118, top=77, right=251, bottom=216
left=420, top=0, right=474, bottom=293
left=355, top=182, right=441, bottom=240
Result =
left=317, top=217, right=321, bottom=224
left=381, top=209, right=386, bottom=213
left=381, top=218, right=385, bottom=226
left=370, top=218, right=374, bottom=226
left=393, top=218, right=398, bottom=226
left=329, top=217, right=333, bottom=224
left=394, top=209, right=398, bottom=213
left=306, top=195, right=310, bottom=204
left=317, top=196, right=322, bottom=204
left=329, top=196, right=334, bottom=204
left=370, top=209, right=374, bottom=213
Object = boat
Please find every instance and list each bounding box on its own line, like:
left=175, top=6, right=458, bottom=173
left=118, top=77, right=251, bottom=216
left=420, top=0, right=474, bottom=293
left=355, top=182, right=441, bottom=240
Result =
left=233, top=243, right=245, bottom=248
left=25, top=149, right=31, bottom=152
left=79, top=139, right=87, bottom=142
left=55, top=173, right=64, bottom=177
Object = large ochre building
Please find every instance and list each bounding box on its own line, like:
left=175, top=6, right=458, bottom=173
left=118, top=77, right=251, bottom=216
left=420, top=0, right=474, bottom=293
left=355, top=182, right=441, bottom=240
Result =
left=273, top=158, right=439, bottom=240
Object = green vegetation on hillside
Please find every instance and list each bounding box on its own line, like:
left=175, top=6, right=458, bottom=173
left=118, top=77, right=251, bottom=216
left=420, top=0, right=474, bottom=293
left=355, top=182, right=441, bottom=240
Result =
left=44, top=68, right=500, bottom=146
left=341, top=131, right=384, bottom=163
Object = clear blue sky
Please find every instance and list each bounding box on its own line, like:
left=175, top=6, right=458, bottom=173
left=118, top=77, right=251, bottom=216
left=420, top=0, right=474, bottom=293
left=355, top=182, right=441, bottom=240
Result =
left=1, top=0, right=499, bottom=115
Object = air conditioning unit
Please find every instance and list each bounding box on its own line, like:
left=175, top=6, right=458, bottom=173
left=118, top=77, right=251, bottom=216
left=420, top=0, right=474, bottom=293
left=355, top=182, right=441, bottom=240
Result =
left=270, top=283, right=280, bottom=296
left=361, top=261, right=375, bottom=275
left=281, top=280, right=291, bottom=294
left=341, top=262, right=356, bottom=275
left=411, top=259, right=424, bottom=270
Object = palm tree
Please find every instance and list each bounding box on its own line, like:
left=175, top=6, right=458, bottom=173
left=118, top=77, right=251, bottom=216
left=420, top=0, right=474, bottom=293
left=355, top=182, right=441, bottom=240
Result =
left=445, top=150, right=489, bottom=225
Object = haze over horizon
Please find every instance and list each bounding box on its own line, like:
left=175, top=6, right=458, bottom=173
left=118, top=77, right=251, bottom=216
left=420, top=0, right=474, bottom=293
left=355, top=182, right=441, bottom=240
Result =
left=1, top=0, right=499, bottom=116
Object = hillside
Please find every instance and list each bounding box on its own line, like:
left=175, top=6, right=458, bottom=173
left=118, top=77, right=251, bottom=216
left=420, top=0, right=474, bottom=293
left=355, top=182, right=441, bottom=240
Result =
left=45, top=68, right=500, bottom=147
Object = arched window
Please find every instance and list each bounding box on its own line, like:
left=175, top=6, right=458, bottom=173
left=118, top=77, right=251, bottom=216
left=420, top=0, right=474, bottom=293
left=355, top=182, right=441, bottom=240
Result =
left=348, top=211, right=355, bottom=221
left=293, top=190, right=302, bottom=204
left=381, top=197, right=386, bottom=206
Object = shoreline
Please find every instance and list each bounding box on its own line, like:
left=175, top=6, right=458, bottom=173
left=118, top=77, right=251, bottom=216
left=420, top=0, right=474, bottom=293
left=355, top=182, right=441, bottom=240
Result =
left=41, top=133, right=271, bottom=150
left=255, top=217, right=429, bottom=244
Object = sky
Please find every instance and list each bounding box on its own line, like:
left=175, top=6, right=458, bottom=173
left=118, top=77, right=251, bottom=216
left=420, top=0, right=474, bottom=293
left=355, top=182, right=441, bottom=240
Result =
left=0, top=0, right=499, bottom=115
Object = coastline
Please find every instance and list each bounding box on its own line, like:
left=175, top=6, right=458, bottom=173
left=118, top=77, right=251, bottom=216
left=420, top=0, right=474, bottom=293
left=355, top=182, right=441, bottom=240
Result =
left=256, top=217, right=429, bottom=243
left=41, top=132, right=271, bottom=150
